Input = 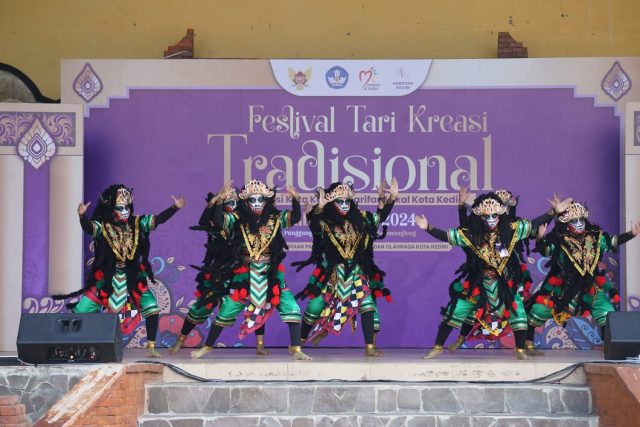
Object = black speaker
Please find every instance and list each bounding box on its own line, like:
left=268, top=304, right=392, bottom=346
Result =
left=17, top=313, right=123, bottom=364
left=604, top=311, right=640, bottom=360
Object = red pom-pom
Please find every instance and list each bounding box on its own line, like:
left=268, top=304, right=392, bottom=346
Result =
left=373, top=289, right=383, bottom=298
left=462, top=281, right=470, bottom=290
left=535, top=295, right=546, bottom=305
left=271, top=296, right=280, bottom=306
left=94, top=270, right=104, bottom=281
left=582, top=310, right=591, bottom=318
left=512, top=301, right=518, bottom=311
left=612, top=294, right=621, bottom=304
left=520, top=264, right=527, bottom=272
left=547, top=300, right=554, bottom=308
left=239, top=288, right=248, bottom=299
left=385, top=295, right=393, bottom=302
left=312, top=268, right=321, bottom=277
left=524, top=281, right=532, bottom=292
left=139, top=263, right=146, bottom=271
left=475, top=308, right=484, bottom=319
left=206, top=303, right=214, bottom=310
left=203, top=272, right=212, bottom=280
left=595, top=276, right=606, bottom=287
left=472, top=287, right=480, bottom=297
left=233, top=266, right=249, bottom=274
left=99, top=290, right=108, bottom=297
left=503, top=309, right=511, bottom=319
left=231, top=292, right=240, bottom=302
left=194, top=290, right=202, bottom=298
left=272, top=285, right=280, bottom=296
left=589, top=286, right=596, bottom=295
left=138, top=281, right=146, bottom=292
left=318, top=275, right=326, bottom=282
left=507, top=280, right=514, bottom=289
left=278, top=264, right=285, bottom=272
left=548, top=276, right=563, bottom=286
left=373, top=273, right=381, bottom=281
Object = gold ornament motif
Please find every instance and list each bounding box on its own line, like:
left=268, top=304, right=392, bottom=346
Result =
left=557, top=202, right=589, bottom=223
left=472, top=197, right=508, bottom=216
left=457, top=225, right=519, bottom=274
left=495, top=189, right=514, bottom=205
left=321, top=220, right=368, bottom=260
left=102, top=217, right=140, bottom=262
left=324, top=184, right=355, bottom=203
left=115, top=188, right=133, bottom=206
left=241, top=215, right=280, bottom=261
left=238, top=180, right=274, bottom=200
left=560, top=231, right=601, bottom=276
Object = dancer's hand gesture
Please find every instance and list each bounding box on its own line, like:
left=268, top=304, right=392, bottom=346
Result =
left=458, top=186, right=469, bottom=206
left=172, top=195, right=186, bottom=209
left=217, top=180, right=234, bottom=201
left=77, top=201, right=91, bottom=216
left=317, top=187, right=328, bottom=209
left=548, top=193, right=573, bottom=214
left=376, top=179, right=387, bottom=203
left=415, top=214, right=430, bottom=231
left=286, top=184, right=300, bottom=200
left=632, top=222, right=640, bottom=237
left=389, top=177, right=399, bottom=201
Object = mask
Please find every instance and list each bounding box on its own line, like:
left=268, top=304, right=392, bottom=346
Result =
left=334, top=198, right=350, bottom=216
left=248, top=195, right=265, bottom=215
left=568, top=218, right=585, bottom=235
left=113, top=203, right=130, bottom=223
left=482, top=213, right=499, bottom=230
left=224, top=199, right=237, bottom=213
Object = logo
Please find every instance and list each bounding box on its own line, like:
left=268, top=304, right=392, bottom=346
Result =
left=393, top=67, right=415, bottom=91
left=325, top=66, right=349, bottom=89
left=288, top=67, right=312, bottom=90
left=359, top=66, right=380, bottom=91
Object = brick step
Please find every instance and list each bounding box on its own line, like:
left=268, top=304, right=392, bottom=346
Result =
left=145, top=382, right=592, bottom=416
left=138, top=414, right=599, bottom=427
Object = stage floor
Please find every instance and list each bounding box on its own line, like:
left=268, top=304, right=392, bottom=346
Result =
left=122, top=348, right=600, bottom=383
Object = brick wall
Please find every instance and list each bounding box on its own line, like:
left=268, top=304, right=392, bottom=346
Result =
left=585, top=363, right=640, bottom=427
left=0, top=395, right=29, bottom=427
left=498, top=32, right=528, bottom=58
left=35, top=363, right=163, bottom=427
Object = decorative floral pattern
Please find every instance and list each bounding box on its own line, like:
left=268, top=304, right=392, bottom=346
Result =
left=17, top=119, right=56, bottom=169
left=73, top=63, right=103, bottom=102
left=601, top=61, right=631, bottom=101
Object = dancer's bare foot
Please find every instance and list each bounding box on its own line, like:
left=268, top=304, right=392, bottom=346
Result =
left=289, top=346, right=312, bottom=360
left=514, top=348, right=533, bottom=360
left=168, top=335, right=185, bottom=354
left=146, top=341, right=163, bottom=358
left=191, top=346, right=213, bottom=359
left=423, top=345, right=443, bottom=359
left=448, top=336, right=465, bottom=352
left=365, top=344, right=384, bottom=357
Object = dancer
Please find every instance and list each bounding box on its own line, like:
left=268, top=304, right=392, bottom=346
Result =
left=54, top=184, right=185, bottom=357
left=416, top=193, right=571, bottom=359
left=191, top=179, right=311, bottom=360
left=526, top=202, right=639, bottom=353
left=296, top=179, right=398, bottom=356
left=168, top=190, right=237, bottom=354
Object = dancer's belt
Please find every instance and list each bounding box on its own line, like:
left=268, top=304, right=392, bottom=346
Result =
left=241, top=252, right=271, bottom=264
left=483, top=268, right=498, bottom=279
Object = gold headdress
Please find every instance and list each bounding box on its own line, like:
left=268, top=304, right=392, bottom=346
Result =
left=472, top=197, right=507, bottom=216
left=495, top=189, right=515, bottom=206
left=324, top=183, right=355, bottom=202
left=115, top=188, right=133, bottom=205
left=238, top=179, right=274, bottom=199
left=557, top=202, right=589, bottom=223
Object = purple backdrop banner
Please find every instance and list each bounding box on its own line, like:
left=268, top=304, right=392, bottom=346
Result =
left=78, top=87, right=619, bottom=349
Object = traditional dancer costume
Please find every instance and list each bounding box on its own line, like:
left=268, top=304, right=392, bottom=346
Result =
left=168, top=190, right=237, bottom=354
left=190, top=180, right=311, bottom=360
left=418, top=193, right=569, bottom=359
left=526, top=202, right=638, bottom=353
left=296, top=181, right=396, bottom=356
left=54, top=185, right=184, bottom=357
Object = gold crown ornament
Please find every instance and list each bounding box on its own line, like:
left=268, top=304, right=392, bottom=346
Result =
left=115, top=188, right=133, bottom=205
left=238, top=179, right=274, bottom=199
left=472, top=197, right=508, bottom=216
left=495, top=189, right=515, bottom=206
left=324, top=183, right=355, bottom=202
left=557, top=202, right=589, bottom=223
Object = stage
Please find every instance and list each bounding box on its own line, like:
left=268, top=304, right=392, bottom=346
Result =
left=121, top=347, right=598, bottom=383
